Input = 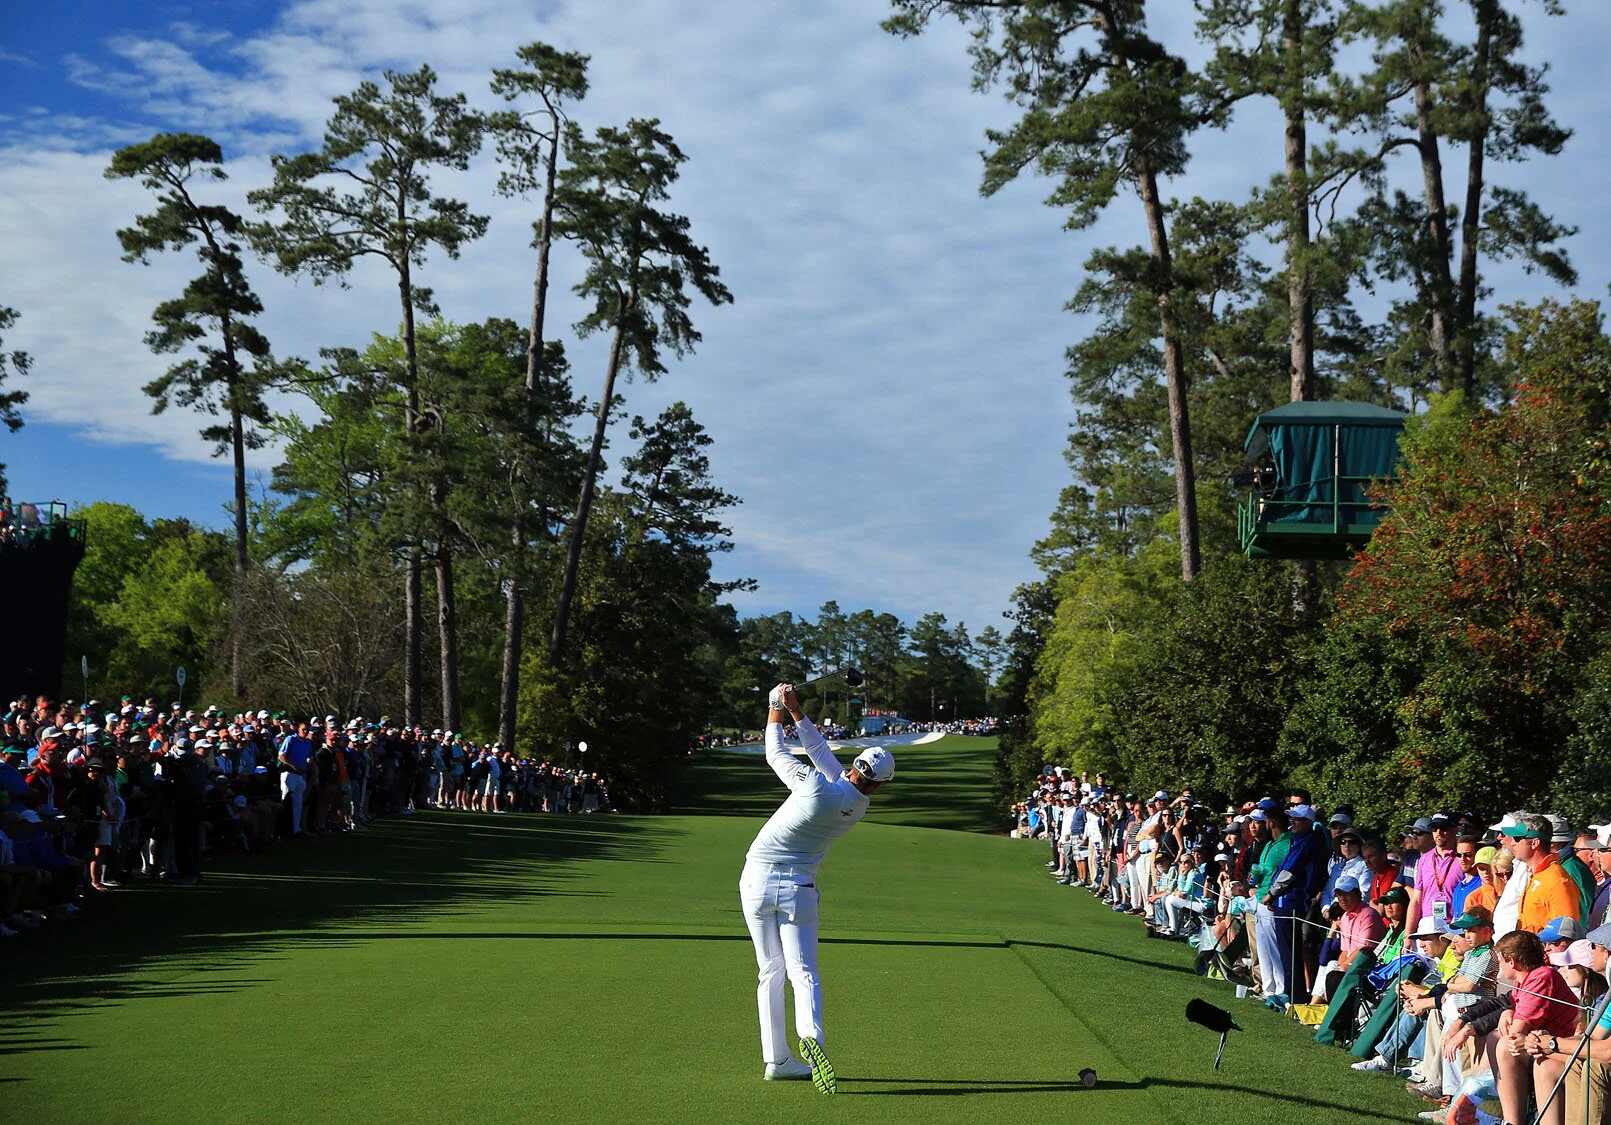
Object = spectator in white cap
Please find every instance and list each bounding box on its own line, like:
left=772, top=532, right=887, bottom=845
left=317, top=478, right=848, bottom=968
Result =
left=1587, top=823, right=1611, bottom=928
left=1490, top=811, right=1532, bottom=939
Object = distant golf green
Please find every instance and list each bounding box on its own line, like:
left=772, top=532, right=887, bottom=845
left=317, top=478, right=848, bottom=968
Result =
left=4, top=737, right=1422, bottom=1122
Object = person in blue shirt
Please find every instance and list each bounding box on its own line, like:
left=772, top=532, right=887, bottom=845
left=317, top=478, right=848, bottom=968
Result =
left=1270, top=804, right=1330, bottom=1002
left=278, top=722, right=314, bottom=837
left=0, top=750, right=28, bottom=808
left=1449, top=836, right=1483, bottom=918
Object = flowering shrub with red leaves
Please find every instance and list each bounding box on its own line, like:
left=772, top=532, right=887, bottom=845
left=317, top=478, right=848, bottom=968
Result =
left=1285, top=301, right=1611, bottom=819
left=1346, top=379, right=1611, bottom=689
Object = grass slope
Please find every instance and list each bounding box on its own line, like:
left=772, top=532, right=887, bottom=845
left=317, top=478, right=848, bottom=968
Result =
left=3, top=738, right=1421, bottom=1123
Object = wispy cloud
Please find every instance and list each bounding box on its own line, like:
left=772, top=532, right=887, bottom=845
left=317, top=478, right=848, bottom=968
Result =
left=5, top=0, right=1609, bottom=631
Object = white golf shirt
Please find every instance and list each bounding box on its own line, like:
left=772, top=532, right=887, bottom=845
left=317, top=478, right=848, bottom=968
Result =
left=1084, top=808, right=1106, bottom=850
left=745, top=716, right=869, bottom=877
left=1060, top=802, right=1081, bottom=840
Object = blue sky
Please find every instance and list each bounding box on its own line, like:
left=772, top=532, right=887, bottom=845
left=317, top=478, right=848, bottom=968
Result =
left=2, top=0, right=1608, bottom=639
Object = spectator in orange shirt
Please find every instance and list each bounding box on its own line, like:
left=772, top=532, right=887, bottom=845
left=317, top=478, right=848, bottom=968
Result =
left=1507, top=814, right=1584, bottom=935
left=1464, top=845, right=1502, bottom=919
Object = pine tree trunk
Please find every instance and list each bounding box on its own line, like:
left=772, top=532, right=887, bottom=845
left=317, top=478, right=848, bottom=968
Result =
left=498, top=117, right=563, bottom=750
left=549, top=294, right=631, bottom=664
left=1456, top=6, right=1493, bottom=397
left=405, top=553, right=422, bottom=725
left=1283, top=0, right=1316, bottom=403
left=1094, top=4, right=1199, bottom=582
left=231, top=404, right=249, bottom=699
left=400, top=259, right=423, bottom=728
left=499, top=565, right=524, bottom=744
left=1282, top=0, right=1319, bottom=611
left=437, top=541, right=460, bottom=733
left=1137, top=165, right=1201, bottom=583
left=1409, top=37, right=1457, bottom=392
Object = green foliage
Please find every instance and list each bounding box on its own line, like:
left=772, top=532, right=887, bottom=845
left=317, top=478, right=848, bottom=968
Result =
left=555, top=118, right=733, bottom=376
left=518, top=494, right=736, bottom=810
left=1030, top=537, right=1180, bottom=777
left=63, top=501, right=228, bottom=703
left=0, top=305, right=30, bottom=494
left=488, top=42, right=591, bottom=204
left=1110, top=556, right=1321, bottom=805
left=248, top=66, right=487, bottom=305
left=885, top=1, right=1214, bottom=220
left=621, top=402, right=741, bottom=552
left=1548, top=643, right=1611, bottom=828
left=548, top=115, right=734, bottom=665
left=1285, top=300, right=1611, bottom=821
left=105, top=133, right=284, bottom=459
left=1325, top=0, right=1574, bottom=396
left=263, top=355, right=402, bottom=569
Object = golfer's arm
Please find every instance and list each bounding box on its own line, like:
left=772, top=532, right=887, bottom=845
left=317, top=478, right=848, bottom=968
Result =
left=763, top=720, right=813, bottom=792
left=791, top=713, right=844, bottom=779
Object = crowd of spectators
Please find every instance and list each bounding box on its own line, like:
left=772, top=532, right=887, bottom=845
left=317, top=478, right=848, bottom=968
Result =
left=0, top=692, right=610, bottom=937
left=0, top=500, right=71, bottom=550
left=908, top=717, right=1002, bottom=737
left=1015, top=769, right=1611, bottom=1125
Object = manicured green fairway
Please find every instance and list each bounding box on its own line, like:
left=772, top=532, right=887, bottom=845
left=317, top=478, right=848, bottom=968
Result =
left=4, top=739, right=1421, bottom=1123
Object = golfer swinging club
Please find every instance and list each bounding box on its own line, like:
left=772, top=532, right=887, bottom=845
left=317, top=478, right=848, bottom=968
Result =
left=741, top=682, right=895, bottom=1094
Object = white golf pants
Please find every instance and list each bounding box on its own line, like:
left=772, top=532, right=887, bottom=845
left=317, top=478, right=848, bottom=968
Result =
left=739, top=861, right=823, bottom=1064
left=281, top=771, right=306, bottom=835
left=1127, top=854, right=1153, bottom=910
left=1253, top=902, right=1287, bottom=998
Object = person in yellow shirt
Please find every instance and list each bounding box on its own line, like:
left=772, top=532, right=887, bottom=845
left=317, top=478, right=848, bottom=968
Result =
left=1507, top=815, right=1583, bottom=935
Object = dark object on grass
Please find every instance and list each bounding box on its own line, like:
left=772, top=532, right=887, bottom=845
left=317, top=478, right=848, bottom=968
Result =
left=1078, top=1068, right=1097, bottom=1088
left=1186, top=998, right=1242, bottom=1070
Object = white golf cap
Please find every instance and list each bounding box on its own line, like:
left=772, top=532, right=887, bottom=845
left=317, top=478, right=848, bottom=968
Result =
left=1591, top=823, right=1611, bottom=847
left=852, top=746, right=895, bottom=782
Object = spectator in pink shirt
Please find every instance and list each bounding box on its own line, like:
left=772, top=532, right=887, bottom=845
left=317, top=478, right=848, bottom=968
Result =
left=1491, top=929, right=1580, bottom=1125
left=1311, top=875, right=1386, bottom=1002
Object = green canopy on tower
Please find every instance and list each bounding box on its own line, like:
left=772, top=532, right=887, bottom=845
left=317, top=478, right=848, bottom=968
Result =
left=1236, top=401, right=1407, bottom=560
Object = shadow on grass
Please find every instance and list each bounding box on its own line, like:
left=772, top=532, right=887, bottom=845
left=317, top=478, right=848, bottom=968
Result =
left=841, top=1075, right=1397, bottom=1117
left=0, top=812, right=674, bottom=1070
left=278, top=931, right=1010, bottom=950
left=1006, top=938, right=1198, bottom=977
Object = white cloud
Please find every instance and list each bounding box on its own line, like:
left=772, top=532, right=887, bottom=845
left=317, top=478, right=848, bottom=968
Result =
left=4, top=0, right=1609, bottom=633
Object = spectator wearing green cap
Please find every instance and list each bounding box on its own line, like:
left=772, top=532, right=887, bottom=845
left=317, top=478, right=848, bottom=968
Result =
left=1403, top=906, right=1497, bottom=1099
left=1508, top=814, right=1583, bottom=935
